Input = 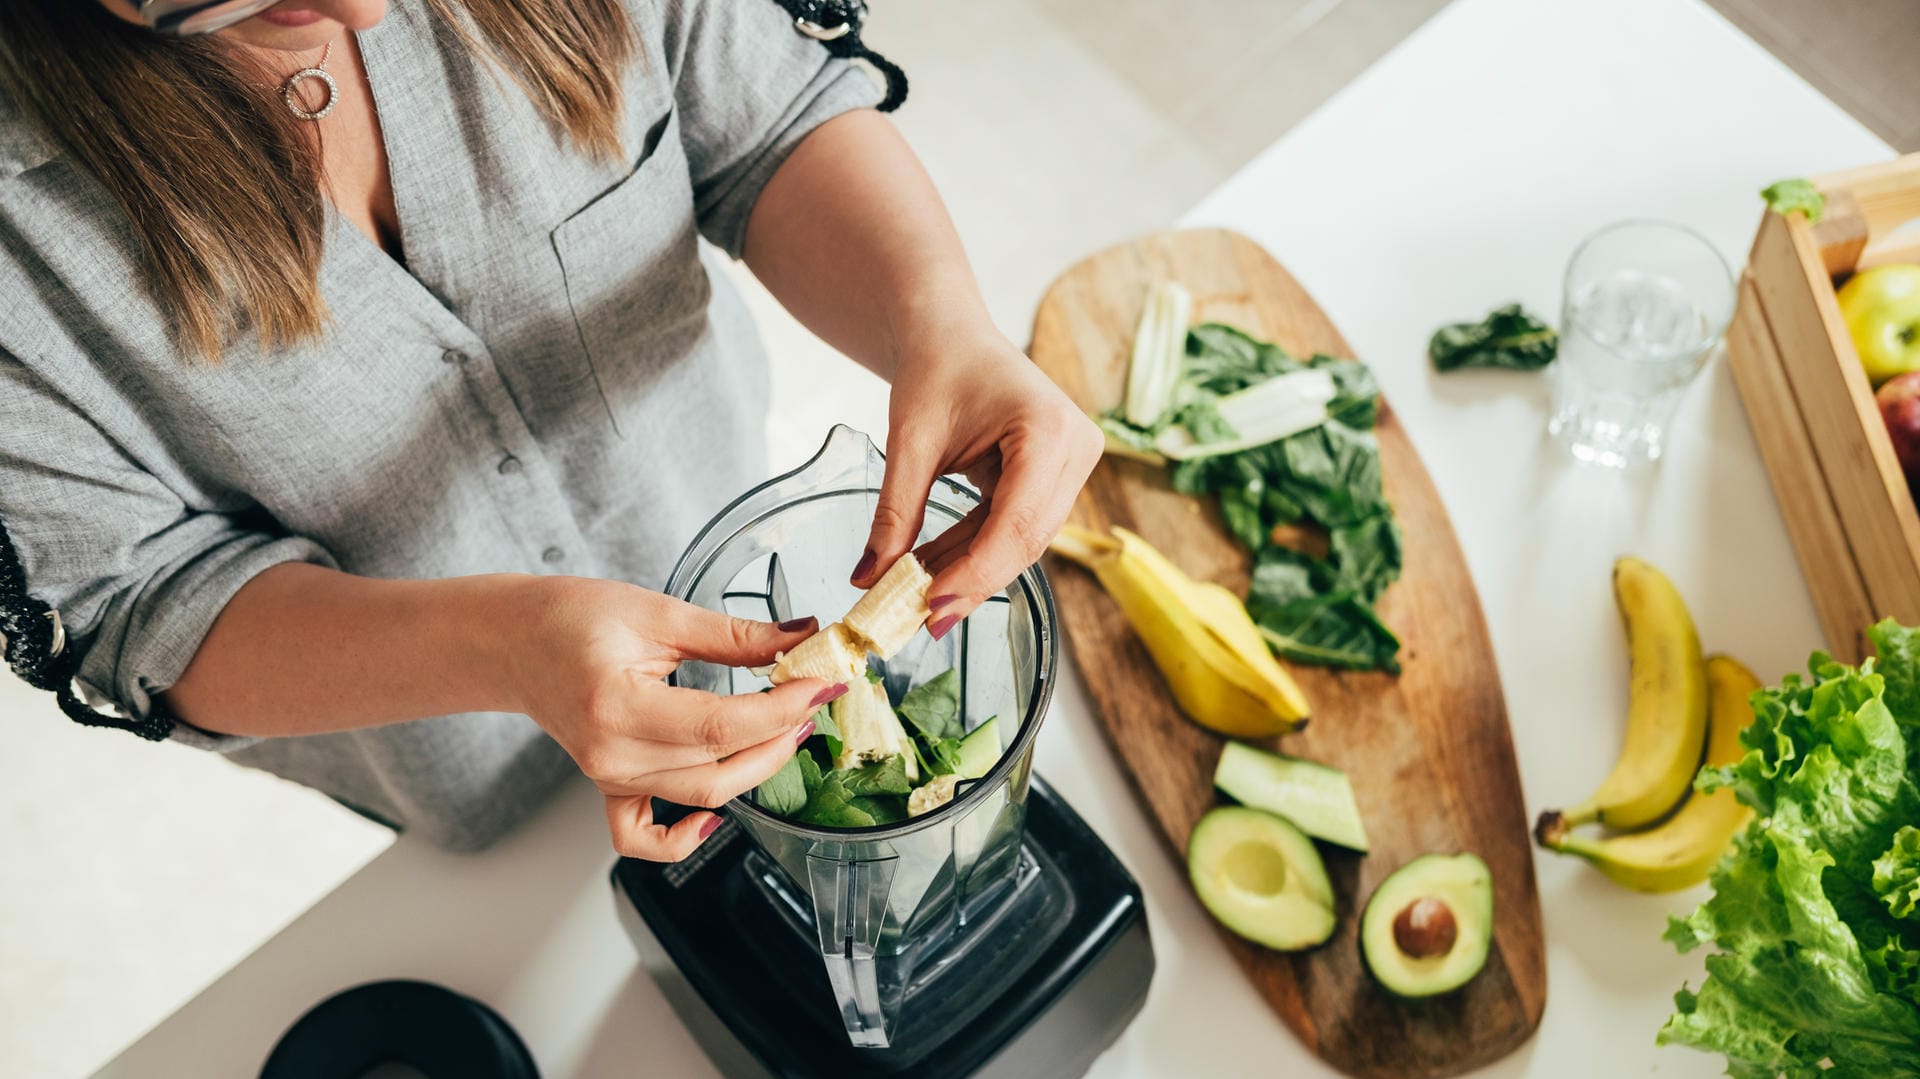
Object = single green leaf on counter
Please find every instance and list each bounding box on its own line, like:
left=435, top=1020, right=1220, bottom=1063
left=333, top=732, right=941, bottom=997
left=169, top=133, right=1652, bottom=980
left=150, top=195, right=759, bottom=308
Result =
left=837, top=755, right=914, bottom=797
left=1428, top=304, right=1559, bottom=373
left=1761, top=178, right=1826, bottom=223
left=898, top=668, right=963, bottom=741
left=754, top=751, right=811, bottom=816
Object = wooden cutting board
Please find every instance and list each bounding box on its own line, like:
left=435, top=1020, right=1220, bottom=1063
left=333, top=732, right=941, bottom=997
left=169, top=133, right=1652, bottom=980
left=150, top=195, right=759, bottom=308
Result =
left=1030, top=229, right=1545, bottom=1078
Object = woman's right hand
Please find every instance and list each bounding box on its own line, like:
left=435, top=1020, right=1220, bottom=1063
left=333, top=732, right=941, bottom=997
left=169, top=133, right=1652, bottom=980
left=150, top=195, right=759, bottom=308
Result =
left=501, top=576, right=843, bottom=861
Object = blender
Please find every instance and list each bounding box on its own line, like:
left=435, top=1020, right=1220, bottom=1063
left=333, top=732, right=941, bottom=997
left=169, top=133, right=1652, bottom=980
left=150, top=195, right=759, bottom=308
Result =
left=611, top=426, right=1154, bottom=1078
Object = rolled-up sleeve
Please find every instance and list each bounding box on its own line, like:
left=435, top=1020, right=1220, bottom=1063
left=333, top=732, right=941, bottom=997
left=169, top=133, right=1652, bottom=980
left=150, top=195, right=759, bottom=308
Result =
left=659, top=0, right=883, bottom=257
left=0, top=351, right=334, bottom=745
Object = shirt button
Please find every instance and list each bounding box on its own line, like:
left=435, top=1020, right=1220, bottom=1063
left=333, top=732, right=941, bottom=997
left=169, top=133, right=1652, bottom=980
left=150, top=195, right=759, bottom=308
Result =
left=541, top=547, right=564, bottom=565
left=441, top=349, right=468, bottom=365
left=497, top=455, right=522, bottom=476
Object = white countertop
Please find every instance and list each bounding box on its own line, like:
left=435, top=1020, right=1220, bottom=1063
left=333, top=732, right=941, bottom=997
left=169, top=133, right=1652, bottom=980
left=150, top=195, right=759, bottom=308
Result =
left=101, top=0, right=1896, bottom=1075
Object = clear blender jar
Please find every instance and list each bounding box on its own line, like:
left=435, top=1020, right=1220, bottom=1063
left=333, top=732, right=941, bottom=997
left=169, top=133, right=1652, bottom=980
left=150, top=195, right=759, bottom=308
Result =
left=664, top=425, right=1059, bottom=1050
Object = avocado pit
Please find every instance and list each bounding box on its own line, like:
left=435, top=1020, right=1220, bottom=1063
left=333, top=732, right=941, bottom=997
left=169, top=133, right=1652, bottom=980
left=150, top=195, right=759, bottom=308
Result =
left=1391, top=896, right=1458, bottom=959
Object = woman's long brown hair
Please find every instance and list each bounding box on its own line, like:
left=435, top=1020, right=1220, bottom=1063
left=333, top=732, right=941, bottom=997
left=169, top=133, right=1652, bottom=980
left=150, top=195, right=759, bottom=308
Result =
left=0, top=1, right=636, bottom=359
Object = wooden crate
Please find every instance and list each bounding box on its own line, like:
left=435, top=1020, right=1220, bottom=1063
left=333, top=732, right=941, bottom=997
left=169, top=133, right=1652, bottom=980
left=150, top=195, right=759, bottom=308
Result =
left=1727, top=153, right=1920, bottom=662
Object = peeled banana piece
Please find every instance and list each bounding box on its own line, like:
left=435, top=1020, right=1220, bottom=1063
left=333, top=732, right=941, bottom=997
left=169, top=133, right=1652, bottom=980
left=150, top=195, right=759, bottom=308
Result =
left=1537, top=655, right=1758, bottom=892
left=1540, top=557, right=1708, bottom=833
left=1050, top=524, right=1309, bottom=737
left=831, top=678, right=920, bottom=781
left=844, top=554, right=934, bottom=659
left=768, top=554, right=933, bottom=685
left=908, top=773, right=961, bottom=817
left=770, top=622, right=868, bottom=685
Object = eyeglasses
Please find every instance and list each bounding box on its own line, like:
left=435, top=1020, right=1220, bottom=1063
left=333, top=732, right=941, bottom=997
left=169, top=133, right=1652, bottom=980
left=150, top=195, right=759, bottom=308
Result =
left=137, top=0, right=286, bottom=36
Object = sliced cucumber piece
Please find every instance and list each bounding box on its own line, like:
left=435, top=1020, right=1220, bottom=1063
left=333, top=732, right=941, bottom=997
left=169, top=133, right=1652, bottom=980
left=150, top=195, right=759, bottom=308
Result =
left=1213, top=741, right=1369, bottom=852
left=955, top=716, right=1002, bottom=780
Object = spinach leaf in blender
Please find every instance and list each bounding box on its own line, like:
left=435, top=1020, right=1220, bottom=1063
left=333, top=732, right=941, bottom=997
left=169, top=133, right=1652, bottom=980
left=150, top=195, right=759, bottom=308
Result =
left=898, top=668, right=963, bottom=741
left=838, top=756, right=914, bottom=797
left=755, top=752, right=811, bottom=817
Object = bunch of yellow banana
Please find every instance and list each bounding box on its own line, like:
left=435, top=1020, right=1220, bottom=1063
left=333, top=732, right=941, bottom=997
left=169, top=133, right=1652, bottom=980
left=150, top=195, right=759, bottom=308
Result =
left=1050, top=524, right=1309, bottom=737
left=1534, top=558, right=1758, bottom=893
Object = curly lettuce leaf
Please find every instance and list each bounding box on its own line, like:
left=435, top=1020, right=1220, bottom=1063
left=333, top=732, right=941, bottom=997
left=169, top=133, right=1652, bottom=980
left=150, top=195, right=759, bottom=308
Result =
left=1661, top=639, right=1920, bottom=1076
left=1875, top=827, right=1920, bottom=921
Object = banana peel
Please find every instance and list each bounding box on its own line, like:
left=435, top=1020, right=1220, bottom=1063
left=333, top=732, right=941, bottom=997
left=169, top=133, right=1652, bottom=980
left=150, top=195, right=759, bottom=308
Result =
left=1537, top=654, right=1758, bottom=893
left=1051, top=524, right=1309, bottom=737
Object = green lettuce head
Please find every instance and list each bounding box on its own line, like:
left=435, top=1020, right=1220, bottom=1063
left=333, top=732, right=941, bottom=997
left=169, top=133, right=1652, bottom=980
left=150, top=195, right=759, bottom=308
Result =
left=1659, top=620, right=1920, bottom=1076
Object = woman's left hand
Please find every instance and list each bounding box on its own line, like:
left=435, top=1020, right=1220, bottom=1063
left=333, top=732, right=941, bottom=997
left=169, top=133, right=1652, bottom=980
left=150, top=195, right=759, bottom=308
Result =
left=854, top=325, right=1103, bottom=632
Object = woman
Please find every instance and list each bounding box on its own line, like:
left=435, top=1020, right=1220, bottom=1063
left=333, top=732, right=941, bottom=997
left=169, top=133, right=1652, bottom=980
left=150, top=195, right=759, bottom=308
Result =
left=0, top=0, right=1100, bottom=858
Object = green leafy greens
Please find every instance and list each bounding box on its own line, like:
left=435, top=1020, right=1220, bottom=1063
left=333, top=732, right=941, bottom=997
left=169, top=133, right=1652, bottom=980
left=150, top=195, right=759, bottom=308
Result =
left=897, top=668, right=963, bottom=740
left=1762, top=177, right=1826, bottom=223
left=753, top=665, right=994, bottom=829
left=1659, top=620, right=1920, bottom=1075
left=1121, top=322, right=1401, bottom=672
left=1427, top=303, right=1558, bottom=373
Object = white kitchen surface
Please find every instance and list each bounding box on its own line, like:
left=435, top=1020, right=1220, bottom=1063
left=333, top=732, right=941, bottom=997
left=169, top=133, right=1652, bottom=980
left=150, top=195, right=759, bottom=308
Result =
left=98, top=0, right=1896, bottom=1074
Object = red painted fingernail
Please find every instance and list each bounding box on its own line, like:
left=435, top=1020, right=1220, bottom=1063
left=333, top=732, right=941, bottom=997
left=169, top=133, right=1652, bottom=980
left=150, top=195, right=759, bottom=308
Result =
left=778, top=616, right=818, bottom=633
left=929, top=594, right=961, bottom=612
left=698, top=815, right=723, bottom=839
left=793, top=719, right=816, bottom=746
left=850, top=547, right=878, bottom=582
left=809, top=683, right=850, bottom=708
left=929, top=614, right=961, bottom=641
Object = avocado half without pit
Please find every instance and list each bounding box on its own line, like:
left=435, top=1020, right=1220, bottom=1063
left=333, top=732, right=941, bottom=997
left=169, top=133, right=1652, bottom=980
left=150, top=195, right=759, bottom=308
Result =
left=1360, top=852, right=1494, bottom=998
left=1187, top=806, right=1337, bottom=951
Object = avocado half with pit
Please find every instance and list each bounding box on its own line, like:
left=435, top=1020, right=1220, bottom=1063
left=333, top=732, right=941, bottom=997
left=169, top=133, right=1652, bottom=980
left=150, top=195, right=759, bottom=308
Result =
left=1187, top=806, right=1336, bottom=951
left=1360, top=852, right=1494, bottom=998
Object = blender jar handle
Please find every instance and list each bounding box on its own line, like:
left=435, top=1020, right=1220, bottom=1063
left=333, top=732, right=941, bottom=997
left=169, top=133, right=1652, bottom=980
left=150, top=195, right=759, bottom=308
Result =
left=805, top=850, right=898, bottom=1048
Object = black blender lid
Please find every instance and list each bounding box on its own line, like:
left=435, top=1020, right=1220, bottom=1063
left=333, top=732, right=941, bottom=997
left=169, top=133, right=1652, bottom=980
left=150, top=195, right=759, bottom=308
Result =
left=259, top=979, right=539, bottom=1079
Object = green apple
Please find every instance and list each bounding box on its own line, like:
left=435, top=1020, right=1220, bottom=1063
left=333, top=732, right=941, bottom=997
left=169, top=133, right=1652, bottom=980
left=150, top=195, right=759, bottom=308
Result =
left=1839, top=264, right=1920, bottom=385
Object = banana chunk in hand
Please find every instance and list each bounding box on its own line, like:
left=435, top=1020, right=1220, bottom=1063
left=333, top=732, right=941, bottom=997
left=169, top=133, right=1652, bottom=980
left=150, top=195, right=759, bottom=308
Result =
left=770, top=622, right=867, bottom=685
left=767, top=553, right=935, bottom=685
left=844, top=554, right=935, bottom=659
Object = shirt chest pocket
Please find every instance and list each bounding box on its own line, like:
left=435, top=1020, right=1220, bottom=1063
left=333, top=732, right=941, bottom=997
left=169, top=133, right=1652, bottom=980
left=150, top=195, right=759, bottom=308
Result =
left=550, top=106, right=712, bottom=419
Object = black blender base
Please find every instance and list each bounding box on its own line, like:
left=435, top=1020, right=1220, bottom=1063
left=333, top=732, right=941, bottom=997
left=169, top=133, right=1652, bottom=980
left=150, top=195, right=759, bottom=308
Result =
left=611, top=777, right=1154, bottom=1079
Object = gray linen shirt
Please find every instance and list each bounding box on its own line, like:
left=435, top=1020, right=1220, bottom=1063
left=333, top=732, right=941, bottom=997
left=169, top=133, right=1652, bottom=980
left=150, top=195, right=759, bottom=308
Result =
left=0, top=0, right=879, bottom=849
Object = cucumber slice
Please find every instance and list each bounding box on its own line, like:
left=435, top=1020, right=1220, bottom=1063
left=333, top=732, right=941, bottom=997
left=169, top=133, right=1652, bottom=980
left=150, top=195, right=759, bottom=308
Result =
left=1213, top=742, right=1369, bottom=852
left=955, top=716, right=1002, bottom=780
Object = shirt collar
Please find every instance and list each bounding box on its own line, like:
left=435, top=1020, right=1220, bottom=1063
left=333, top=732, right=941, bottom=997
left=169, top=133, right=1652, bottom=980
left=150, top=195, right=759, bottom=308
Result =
left=0, top=88, right=60, bottom=180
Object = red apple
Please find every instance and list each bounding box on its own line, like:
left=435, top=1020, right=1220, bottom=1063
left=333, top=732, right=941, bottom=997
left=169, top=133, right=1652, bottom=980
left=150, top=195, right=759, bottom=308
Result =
left=1877, top=371, right=1920, bottom=484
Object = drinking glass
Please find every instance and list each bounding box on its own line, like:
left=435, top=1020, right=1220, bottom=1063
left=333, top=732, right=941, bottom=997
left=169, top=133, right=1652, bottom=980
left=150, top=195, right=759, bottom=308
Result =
left=1547, top=220, right=1735, bottom=467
